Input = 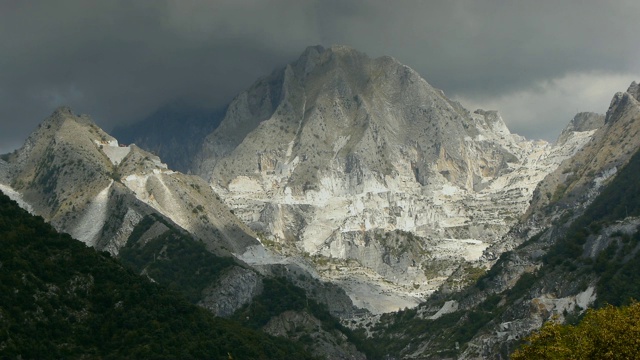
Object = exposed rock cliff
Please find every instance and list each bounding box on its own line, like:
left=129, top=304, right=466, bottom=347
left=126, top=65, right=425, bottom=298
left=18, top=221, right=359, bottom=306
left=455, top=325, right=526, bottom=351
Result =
left=263, top=310, right=367, bottom=360
left=528, top=82, right=640, bottom=228
left=193, top=46, right=596, bottom=312
left=358, top=82, right=640, bottom=359
left=555, top=112, right=604, bottom=146
left=0, top=107, right=257, bottom=256
left=0, top=106, right=364, bottom=354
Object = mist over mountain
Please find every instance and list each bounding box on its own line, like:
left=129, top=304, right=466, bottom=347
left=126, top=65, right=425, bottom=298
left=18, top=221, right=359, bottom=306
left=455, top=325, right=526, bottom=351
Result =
left=112, top=103, right=226, bottom=173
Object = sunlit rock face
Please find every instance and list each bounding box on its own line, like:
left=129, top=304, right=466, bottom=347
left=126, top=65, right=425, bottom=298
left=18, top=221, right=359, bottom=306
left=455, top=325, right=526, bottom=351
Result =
left=0, top=107, right=258, bottom=257
left=194, top=45, right=593, bottom=312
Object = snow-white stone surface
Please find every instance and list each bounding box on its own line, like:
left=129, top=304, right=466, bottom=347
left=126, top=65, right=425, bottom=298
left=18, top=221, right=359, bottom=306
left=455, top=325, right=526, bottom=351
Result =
left=69, top=181, right=113, bottom=246
left=0, top=183, right=34, bottom=213
left=430, top=300, right=459, bottom=319
left=96, top=139, right=131, bottom=165
left=532, top=286, right=596, bottom=322
left=206, top=126, right=592, bottom=313
left=192, top=47, right=605, bottom=314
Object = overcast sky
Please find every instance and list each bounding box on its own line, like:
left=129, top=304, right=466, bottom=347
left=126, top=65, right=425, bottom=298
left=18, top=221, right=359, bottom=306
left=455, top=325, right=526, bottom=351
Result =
left=1, top=0, right=638, bottom=153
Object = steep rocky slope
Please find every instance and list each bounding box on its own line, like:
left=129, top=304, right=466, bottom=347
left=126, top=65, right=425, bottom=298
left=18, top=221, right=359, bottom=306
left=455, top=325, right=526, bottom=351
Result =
left=1, top=106, right=372, bottom=355
left=2, top=46, right=632, bottom=359
left=0, top=106, right=257, bottom=256
left=484, top=82, right=640, bottom=259
left=0, top=107, right=366, bottom=358
left=463, top=80, right=640, bottom=357
left=529, top=82, right=640, bottom=223
left=356, top=82, right=640, bottom=359
left=194, top=45, right=596, bottom=312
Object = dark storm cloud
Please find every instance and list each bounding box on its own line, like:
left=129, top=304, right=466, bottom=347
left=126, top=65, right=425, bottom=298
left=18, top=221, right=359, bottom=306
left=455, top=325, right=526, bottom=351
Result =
left=319, top=1, right=639, bottom=95
left=1, top=0, right=638, bottom=152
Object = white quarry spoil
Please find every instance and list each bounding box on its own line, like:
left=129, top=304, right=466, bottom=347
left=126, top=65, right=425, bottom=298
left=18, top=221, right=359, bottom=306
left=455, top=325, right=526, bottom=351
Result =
left=210, top=129, right=590, bottom=313
left=0, top=183, right=34, bottom=213
left=70, top=181, right=113, bottom=246
left=96, top=139, right=131, bottom=165
left=122, top=172, right=192, bottom=233
left=430, top=300, right=459, bottom=320
left=338, top=274, right=422, bottom=315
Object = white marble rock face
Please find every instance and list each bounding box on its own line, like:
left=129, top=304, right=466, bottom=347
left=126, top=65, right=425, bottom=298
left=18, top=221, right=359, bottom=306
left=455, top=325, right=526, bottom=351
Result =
left=192, top=45, right=603, bottom=313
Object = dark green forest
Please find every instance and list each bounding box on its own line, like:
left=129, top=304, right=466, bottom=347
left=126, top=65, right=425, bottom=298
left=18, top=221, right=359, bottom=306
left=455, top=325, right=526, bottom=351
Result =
left=0, top=193, right=315, bottom=359
left=118, top=214, right=237, bottom=304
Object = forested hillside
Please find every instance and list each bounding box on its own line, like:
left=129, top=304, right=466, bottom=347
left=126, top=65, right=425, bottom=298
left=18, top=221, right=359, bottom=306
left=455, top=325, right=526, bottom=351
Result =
left=0, top=192, right=314, bottom=359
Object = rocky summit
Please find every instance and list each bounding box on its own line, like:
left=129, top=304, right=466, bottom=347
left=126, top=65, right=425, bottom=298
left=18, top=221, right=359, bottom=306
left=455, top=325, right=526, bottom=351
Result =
left=0, top=106, right=257, bottom=256
left=193, top=45, right=596, bottom=313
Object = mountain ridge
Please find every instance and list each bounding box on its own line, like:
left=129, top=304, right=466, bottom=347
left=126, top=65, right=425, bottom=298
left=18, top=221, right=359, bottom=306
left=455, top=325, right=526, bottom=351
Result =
left=2, top=44, right=636, bottom=359
left=192, top=44, right=599, bottom=313
left=0, top=105, right=264, bottom=258
left=354, top=80, right=640, bottom=359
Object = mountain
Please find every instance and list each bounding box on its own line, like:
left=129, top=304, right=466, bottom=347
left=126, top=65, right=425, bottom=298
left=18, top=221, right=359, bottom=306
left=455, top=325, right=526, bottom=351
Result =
left=555, top=111, right=604, bottom=146
left=0, top=106, right=366, bottom=359
left=529, top=82, right=640, bottom=223
left=0, top=192, right=315, bottom=359
left=2, top=44, right=634, bottom=359
left=352, top=81, right=640, bottom=359
left=112, top=103, right=225, bottom=173
left=193, top=45, right=596, bottom=312
left=0, top=106, right=256, bottom=256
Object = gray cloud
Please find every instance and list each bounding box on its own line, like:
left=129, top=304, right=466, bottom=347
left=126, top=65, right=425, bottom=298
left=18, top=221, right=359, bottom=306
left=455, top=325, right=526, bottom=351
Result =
left=1, top=0, right=638, bottom=153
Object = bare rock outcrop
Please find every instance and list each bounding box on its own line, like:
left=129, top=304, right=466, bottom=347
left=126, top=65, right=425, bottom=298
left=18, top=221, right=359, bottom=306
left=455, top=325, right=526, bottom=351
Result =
left=192, top=46, right=597, bottom=312
left=198, top=266, right=263, bottom=317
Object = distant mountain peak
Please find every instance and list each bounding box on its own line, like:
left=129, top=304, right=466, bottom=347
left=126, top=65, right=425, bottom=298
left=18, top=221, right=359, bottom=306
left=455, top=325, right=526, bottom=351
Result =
left=627, top=80, right=639, bottom=101
left=52, top=105, right=73, bottom=116
left=570, top=112, right=606, bottom=132
left=192, top=45, right=588, bottom=312
left=606, top=81, right=640, bottom=125
left=555, top=111, right=604, bottom=146
left=301, top=44, right=325, bottom=55
left=38, top=106, right=95, bottom=132
left=40, top=105, right=75, bottom=128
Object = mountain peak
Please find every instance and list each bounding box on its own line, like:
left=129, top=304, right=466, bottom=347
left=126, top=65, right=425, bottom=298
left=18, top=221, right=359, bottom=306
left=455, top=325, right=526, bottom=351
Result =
left=605, top=81, right=640, bottom=125
left=192, top=44, right=579, bottom=312
left=627, top=81, right=639, bottom=101
left=473, top=109, right=511, bottom=137
left=40, top=106, right=75, bottom=128
left=555, top=111, right=604, bottom=145
left=326, top=44, right=360, bottom=54
left=309, top=44, right=370, bottom=69
left=301, top=44, right=325, bottom=56
left=40, top=106, right=95, bottom=131
left=52, top=105, right=74, bottom=116
left=568, top=112, right=605, bottom=132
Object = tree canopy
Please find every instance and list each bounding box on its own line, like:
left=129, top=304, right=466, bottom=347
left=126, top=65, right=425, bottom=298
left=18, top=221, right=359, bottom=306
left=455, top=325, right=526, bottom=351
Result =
left=0, top=192, right=314, bottom=359
left=512, top=302, right=640, bottom=359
